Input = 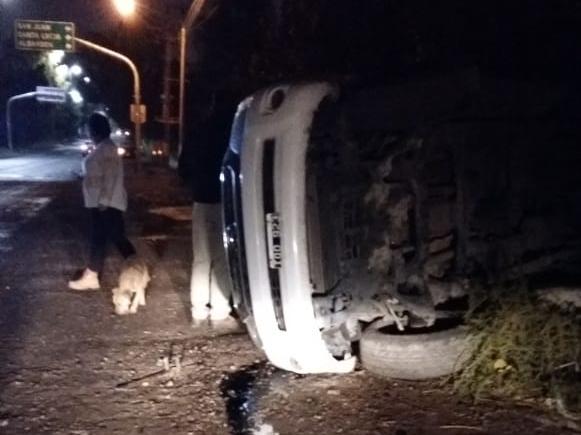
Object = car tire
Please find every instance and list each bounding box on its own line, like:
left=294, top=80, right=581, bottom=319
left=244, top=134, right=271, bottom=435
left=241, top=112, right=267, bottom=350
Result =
left=360, top=323, right=474, bottom=380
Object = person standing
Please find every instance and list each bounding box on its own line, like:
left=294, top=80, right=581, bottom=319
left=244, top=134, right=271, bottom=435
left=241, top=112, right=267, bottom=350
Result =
left=68, top=112, right=136, bottom=290
left=181, top=94, right=234, bottom=323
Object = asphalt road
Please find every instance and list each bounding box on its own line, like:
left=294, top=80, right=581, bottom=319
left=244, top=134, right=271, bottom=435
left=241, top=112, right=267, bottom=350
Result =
left=0, top=145, right=81, bottom=182
left=0, top=145, right=81, bottom=253
left=0, top=146, right=577, bottom=435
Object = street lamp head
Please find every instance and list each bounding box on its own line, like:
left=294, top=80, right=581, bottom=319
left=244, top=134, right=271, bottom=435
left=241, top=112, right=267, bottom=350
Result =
left=69, top=89, right=84, bottom=105
left=70, top=64, right=83, bottom=76
left=47, top=50, right=65, bottom=66
left=55, top=64, right=70, bottom=82
left=112, top=0, right=136, bottom=18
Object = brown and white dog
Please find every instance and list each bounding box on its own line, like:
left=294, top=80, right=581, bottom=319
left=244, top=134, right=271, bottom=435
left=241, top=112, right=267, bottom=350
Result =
left=112, top=257, right=150, bottom=315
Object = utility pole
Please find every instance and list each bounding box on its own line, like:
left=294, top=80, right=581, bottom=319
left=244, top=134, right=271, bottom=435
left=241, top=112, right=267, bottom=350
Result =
left=178, top=0, right=208, bottom=159
left=157, top=36, right=180, bottom=162
left=162, top=37, right=173, bottom=152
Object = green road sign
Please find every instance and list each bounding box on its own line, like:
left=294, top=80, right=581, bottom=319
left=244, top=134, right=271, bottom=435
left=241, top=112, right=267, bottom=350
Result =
left=15, top=20, right=75, bottom=52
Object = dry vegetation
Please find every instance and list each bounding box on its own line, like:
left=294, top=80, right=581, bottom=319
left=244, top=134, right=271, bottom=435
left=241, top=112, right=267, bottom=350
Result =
left=454, top=287, right=581, bottom=418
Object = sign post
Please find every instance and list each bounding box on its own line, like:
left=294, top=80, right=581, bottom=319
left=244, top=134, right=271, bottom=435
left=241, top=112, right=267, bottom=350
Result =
left=6, top=92, right=35, bottom=151
left=6, top=88, right=67, bottom=151
left=14, top=20, right=75, bottom=52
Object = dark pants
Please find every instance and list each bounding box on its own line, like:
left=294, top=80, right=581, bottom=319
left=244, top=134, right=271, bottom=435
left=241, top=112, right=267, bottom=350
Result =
left=88, top=207, right=136, bottom=274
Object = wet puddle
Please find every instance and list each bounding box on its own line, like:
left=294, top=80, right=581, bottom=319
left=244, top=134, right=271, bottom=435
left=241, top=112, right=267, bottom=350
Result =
left=221, top=362, right=282, bottom=435
left=0, top=226, right=16, bottom=253
left=0, top=198, right=51, bottom=253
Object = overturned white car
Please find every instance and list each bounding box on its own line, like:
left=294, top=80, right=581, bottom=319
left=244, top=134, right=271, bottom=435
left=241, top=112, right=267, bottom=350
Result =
left=221, top=75, right=581, bottom=377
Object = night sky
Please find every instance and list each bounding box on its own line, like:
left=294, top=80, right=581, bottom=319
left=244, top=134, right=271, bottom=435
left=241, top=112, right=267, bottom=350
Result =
left=4, top=1, right=581, bottom=85
left=0, top=0, right=190, bottom=32
left=3, top=1, right=581, bottom=142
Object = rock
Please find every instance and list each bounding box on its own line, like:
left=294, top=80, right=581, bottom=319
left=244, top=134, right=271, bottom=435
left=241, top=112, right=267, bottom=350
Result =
left=537, top=287, right=581, bottom=309
left=0, top=419, right=9, bottom=427
left=252, top=423, right=277, bottom=435
left=493, top=359, right=508, bottom=371
left=326, top=389, right=340, bottom=396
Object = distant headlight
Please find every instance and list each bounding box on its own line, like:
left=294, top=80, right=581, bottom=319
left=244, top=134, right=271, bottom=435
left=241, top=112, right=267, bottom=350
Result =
left=117, top=147, right=126, bottom=156
left=124, top=130, right=131, bottom=136
left=80, top=143, right=89, bottom=152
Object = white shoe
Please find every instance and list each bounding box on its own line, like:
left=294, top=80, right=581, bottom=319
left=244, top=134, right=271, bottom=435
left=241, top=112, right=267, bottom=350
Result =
left=209, top=315, right=241, bottom=332
left=191, top=306, right=210, bottom=321
left=68, top=269, right=100, bottom=290
left=209, top=308, right=232, bottom=321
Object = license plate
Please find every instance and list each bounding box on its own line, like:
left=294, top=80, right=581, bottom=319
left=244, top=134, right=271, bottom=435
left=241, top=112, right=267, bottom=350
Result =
left=266, top=212, right=282, bottom=269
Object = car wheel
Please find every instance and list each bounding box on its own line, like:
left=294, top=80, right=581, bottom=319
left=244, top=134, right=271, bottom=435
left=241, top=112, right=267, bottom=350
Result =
left=360, top=322, right=474, bottom=380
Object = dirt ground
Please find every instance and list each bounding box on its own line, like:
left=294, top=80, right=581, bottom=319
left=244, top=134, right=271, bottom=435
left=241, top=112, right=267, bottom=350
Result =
left=0, top=157, right=578, bottom=435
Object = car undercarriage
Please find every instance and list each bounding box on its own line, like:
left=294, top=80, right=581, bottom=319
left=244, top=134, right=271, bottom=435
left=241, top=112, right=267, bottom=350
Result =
left=306, top=76, right=581, bottom=360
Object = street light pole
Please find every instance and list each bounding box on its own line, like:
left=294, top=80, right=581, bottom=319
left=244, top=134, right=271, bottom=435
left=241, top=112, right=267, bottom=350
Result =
left=177, top=0, right=207, bottom=159
left=74, top=37, right=143, bottom=168
left=6, top=92, right=37, bottom=151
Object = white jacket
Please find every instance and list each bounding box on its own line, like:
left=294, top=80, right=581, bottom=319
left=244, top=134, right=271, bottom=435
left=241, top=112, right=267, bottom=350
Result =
left=82, top=138, right=128, bottom=211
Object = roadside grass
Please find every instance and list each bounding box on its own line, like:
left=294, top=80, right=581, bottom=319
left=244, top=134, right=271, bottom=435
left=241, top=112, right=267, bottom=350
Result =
left=453, top=287, right=581, bottom=416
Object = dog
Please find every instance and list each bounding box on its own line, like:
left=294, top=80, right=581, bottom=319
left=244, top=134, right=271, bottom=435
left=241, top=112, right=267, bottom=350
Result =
left=112, top=257, right=151, bottom=315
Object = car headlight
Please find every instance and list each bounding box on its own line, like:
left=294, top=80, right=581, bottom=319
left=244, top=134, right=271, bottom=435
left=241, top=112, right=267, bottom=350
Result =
left=117, top=147, right=126, bottom=156
left=80, top=143, right=89, bottom=152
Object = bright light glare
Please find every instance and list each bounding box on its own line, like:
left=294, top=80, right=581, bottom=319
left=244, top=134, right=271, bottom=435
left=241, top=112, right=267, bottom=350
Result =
left=112, top=0, right=136, bottom=17
left=117, top=147, right=126, bottom=156
left=69, top=89, right=83, bottom=104
left=55, top=64, right=69, bottom=82
left=83, top=76, right=91, bottom=84
left=48, top=50, right=65, bottom=66
left=70, top=64, right=83, bottom=76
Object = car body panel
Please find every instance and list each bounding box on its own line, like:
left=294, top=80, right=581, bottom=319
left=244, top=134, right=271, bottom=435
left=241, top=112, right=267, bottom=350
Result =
left=236, top=83, right=355, bottom=374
